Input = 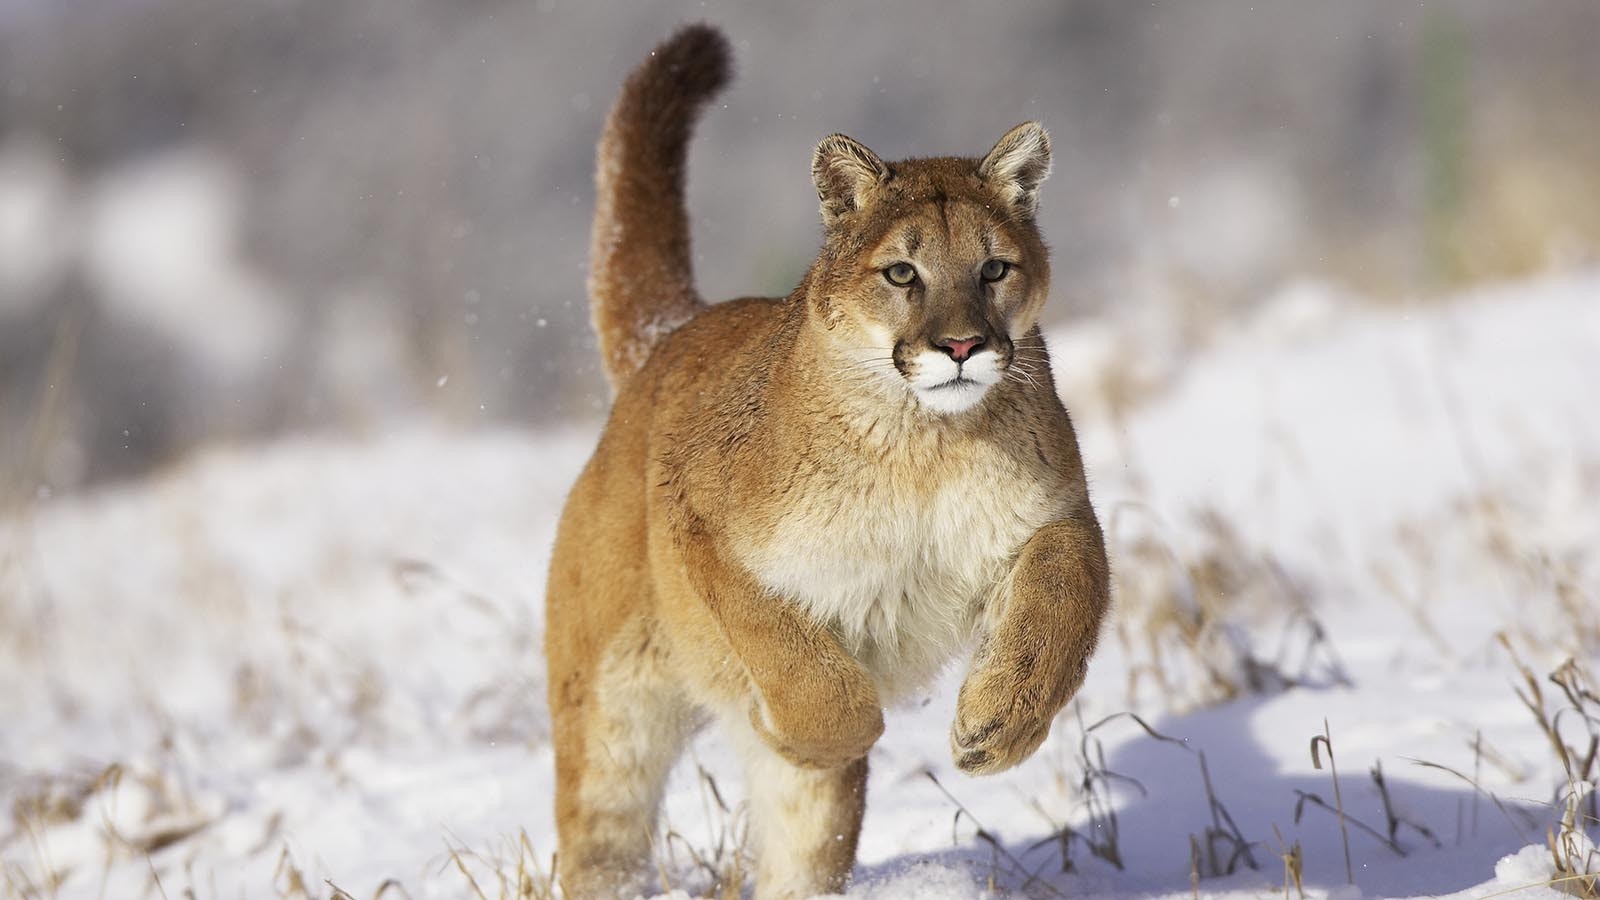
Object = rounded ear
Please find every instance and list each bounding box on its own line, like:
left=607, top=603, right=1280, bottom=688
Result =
left=812, top=134, right=889, bottom=227
left=978, top=122, right=1052, bottom=215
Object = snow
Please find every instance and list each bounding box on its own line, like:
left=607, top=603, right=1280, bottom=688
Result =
left=3, top=272, right=1598, bottom=898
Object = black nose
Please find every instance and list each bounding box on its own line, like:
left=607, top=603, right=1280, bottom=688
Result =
left=936, top=336, right=984, bottom=362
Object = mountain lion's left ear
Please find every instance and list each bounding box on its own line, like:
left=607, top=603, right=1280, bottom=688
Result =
left=979, top=122, right=1052, bottom=215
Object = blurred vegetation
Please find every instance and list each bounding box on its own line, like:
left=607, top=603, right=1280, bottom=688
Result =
left=0, top=0, right=1596, bottom=493
left=1421, top=12, right=1468, bottom=287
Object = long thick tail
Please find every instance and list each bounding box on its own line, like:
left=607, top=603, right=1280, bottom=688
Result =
left=588, top=24, right=732, bottom=388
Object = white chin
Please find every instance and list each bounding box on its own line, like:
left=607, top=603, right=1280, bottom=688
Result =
left=913, top=380, right=992, bottom=415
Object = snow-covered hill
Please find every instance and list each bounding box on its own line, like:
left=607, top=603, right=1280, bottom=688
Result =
left=3, top=273, right=1598, bottom=899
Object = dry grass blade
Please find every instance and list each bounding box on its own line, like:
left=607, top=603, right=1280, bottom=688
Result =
left=444, top=842, right=490, bottom=900
left=1370, top=760, right=1442, bottom=851
left=1473, top=730, right=1532, bottom=788
left=1405, top=758, right=1538, bottom=840
left=1473, top=873, right=1600, bottom=900
left=1188, top=835, right=1200, bottom=900
left=146, top=856, right=170, bottom=900
left=370, top=879, right=414, bottom=900
left=1291, top=790, right=1404, bottom=857
left=1, top=301, right=86, bottom=511
left=1271, top=824, right=1305, bottom=900
left=273, top=845, right=312, bottom=899
left=1500, top=635, right=1577, bottom=780
left=1309, top=720, right=1354, bottom=883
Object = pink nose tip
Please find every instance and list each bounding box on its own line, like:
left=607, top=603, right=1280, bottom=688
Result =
left=937, top=336, right=984, bottom=362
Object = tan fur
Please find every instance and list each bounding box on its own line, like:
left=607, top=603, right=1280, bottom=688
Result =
left=548, top=24, right=1110, bottom=898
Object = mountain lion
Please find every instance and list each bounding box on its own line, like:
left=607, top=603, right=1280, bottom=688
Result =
left=546, top=23, right=1110, bottom=898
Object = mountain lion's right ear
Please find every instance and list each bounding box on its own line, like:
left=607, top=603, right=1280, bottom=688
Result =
left=812, top=134, right=889, bottom=227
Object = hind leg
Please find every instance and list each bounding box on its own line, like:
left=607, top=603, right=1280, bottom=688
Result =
left=552, top=618, right=694, bottom=897
left=729, top=719, right=869, bottom=899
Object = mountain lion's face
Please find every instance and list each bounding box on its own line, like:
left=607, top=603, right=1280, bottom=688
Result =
left=809, top=124, right=1054, bottom=416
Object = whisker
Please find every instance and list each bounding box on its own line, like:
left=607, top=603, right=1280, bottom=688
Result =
left=1008, top=361, right=1043, bottom=381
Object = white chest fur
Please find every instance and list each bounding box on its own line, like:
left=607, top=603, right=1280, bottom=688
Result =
left=740, top=443, right=1063, bottom=702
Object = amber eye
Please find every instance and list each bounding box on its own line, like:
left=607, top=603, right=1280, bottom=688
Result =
left=980, top=259, right=1011, bottom=282
left=884, top=263, right=918, bottom=286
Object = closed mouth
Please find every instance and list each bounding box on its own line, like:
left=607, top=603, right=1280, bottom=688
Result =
left=926, top=376, right=980, bottom=391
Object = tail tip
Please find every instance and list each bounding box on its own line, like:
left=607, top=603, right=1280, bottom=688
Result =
left=652, top=22, right=733, bottom=101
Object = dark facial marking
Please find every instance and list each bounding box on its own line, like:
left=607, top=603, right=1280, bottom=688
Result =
left=891, top=340, right=913, bottom=376
left=901, top=227, right=923, bottom=256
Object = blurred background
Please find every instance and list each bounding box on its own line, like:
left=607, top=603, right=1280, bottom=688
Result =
left=1, top=0, right=1597, bottom=495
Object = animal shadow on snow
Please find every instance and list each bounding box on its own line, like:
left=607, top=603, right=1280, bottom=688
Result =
left=856, top=694, right=1546, bottom=898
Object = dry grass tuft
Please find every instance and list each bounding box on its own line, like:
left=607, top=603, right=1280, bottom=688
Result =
left=1027, top=711, right=1258, bottom=880
left=1111, top=506, right=1349, bottom=713
left=925, top=772, right=1065, bottom=898
left=1293, top=726, right=1445, bottom=870
left=443, top=830, right=557, bottom=900
left=1495, top=639, right=1600, bottom=896
left=1024, top=706, right=1140, bottom=875
left=659, top=766, right=751, bottom=900
left=440, top=769, right=748, bottom=900
left=1500, top=638, right=1600, bottom=812
left=3, top=761, right=218, bottom=899
left=1548, top=783, right=1600, bottom=898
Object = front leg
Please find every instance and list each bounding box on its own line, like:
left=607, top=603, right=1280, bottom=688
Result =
left=952, top=513, right=1110, bottom=775
left=674, top=520, right=885, bottom=770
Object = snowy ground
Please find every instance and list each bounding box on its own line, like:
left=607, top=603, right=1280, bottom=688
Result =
left=3, top=272, right=1599, bottom=899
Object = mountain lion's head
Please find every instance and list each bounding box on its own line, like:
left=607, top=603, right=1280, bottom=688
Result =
left=806, top=122, right=1053, bottom=415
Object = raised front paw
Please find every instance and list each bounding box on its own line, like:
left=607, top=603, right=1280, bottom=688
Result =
left=748, top=669, right=884, bottom=769
left=950, top=651, right=1086, bottom=776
